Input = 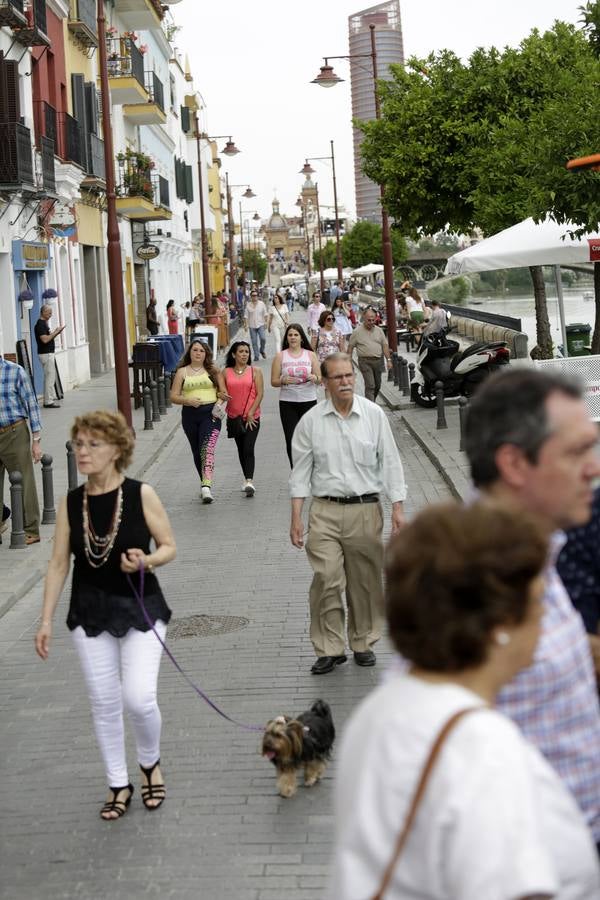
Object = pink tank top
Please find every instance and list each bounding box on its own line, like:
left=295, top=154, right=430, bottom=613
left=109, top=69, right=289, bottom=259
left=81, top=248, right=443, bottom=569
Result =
left=280, top=349, right=317, bottom=402
left=224, top=367, right=260, bottom=419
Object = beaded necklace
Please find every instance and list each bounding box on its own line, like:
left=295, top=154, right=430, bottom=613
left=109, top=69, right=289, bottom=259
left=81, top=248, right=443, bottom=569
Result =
left=82, top=482, right=124, bottom=568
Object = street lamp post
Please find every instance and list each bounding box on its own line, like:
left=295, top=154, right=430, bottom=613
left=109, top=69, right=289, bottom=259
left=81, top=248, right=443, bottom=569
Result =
left=225, top=181, right=256, bottom=305
left=195, top=133, right=241, bottom=302
left=312, top=24, right=397, bottom=351
left=301, top=139, right=343, bottom=283
left=296, top=196, right=312, bottom=281
left=96, top=0, right=132, bottom=426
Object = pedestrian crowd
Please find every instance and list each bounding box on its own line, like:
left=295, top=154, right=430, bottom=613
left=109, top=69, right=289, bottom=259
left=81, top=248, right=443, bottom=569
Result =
left=2, top=271, right=599, bottom=898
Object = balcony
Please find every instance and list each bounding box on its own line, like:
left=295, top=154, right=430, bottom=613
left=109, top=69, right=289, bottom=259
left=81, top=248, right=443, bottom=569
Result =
left=60, top=112, right=84, bottom=168
left=115, top=150, right=171, bottom=221
left=112, top=0, right=164, bottom=30
left=107, top=37, right=148, bottom=104
left=123, top=71, right=166, bottom=125
left=12, top=0, right=50, bottom=46
left=39, top=135, right=57, bottom=195
left=68, top=0, right=98, bottom=49
left=0, top=0, right=27, bottom=29
left=0, top=122, right=35, bottom=191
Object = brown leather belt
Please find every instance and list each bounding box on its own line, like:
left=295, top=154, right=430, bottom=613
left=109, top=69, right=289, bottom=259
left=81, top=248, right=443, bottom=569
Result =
left=0, top=418, right=25, bottom=435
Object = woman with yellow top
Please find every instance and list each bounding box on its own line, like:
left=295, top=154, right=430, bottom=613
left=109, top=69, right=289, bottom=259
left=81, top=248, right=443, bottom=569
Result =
left=170, top=339, right=228, bottom=504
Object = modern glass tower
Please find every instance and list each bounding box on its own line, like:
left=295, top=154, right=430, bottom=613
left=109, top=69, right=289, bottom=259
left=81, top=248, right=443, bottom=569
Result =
left=348, top=1, right=404, bottom=221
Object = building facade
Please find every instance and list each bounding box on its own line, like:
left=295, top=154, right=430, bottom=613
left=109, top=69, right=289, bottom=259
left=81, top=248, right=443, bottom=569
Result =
left=348, top=0, right=404, bottom=222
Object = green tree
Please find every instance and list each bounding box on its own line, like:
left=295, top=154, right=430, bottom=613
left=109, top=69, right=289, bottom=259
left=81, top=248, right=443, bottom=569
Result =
left=240, top=249, right=267, bottom=286
left=339, top=220, right=408, bottom=269
left=359, top=18, right=600, bottom=357
left=313, top=239, right=338, bottom=271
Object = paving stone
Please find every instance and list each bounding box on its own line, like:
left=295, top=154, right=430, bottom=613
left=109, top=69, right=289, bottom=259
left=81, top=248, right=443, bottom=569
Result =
left=0, top=316, right=452, bottom=898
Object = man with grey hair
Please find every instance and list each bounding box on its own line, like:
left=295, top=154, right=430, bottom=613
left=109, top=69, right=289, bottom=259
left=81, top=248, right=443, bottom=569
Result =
left=34, top=304, right=65, bottom=408
left=290, top=352, right=406, bottom=674
left=465, top=367, right=600, bottom=845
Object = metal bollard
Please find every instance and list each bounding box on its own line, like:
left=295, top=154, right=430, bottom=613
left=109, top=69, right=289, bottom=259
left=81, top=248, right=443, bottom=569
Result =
left=391, top=352, right=399, bottom=387
left=157, top=375, right=167, bottom=415
left=387, top=351, right=396, bottom=382
left=143, top=386, right=153, bottom=431
left=400, top=358, right=410, bottom=396
left=8, top=471, right=26, bottom=549
left=165, top=372, right=172, bottom=408
left=150, top=380, right=161, bottom=422
left=459, top=396, right=469, bottom=451
left=435, top=381, right=447, bottom=429
left=408, top=362, right=416, bottom=383
left=393, top=353, right=402, bottom=388
left=41, top=454, right=56, bottom=524
left=66, top=440, right=78, bottom=491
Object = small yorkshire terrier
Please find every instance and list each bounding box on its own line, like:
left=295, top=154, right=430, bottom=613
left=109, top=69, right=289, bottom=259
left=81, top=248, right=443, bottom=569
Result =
left=261, top=699, right=335, bottom=798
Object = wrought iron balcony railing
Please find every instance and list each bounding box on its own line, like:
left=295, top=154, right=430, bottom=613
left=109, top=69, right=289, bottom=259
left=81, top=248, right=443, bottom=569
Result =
left=86, top=132, right=105, bottom=180
left=12, top=0, right=49, bottom=46
left=0, top=0, right=27, bottom=29
left=106, top=36, right=145, bottom=90
left=68, top=0, right=98, bottom=47
left=145, top=71, right=164, bottom=112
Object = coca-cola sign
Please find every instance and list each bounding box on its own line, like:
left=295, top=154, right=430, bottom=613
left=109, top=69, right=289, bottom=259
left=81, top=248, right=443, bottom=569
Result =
left=136, top=243, right=160, bottom=260
left=589, top=239, right=600, bottom=262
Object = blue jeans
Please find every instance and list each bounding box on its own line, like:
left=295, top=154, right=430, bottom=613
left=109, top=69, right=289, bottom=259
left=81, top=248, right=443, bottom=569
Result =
left=250, top=325, right=266, bottom=359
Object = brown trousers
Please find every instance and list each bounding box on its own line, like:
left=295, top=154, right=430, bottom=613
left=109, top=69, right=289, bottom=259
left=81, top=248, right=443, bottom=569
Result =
left=358, top=356, right=383, bottom=402
left=305, top=498, right=384, bottom=657
left=0, top=420, right=40, bottom=537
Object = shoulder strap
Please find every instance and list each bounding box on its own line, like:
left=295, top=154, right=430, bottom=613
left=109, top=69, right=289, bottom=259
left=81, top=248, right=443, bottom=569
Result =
left=372, top=706, right=484, bottom=900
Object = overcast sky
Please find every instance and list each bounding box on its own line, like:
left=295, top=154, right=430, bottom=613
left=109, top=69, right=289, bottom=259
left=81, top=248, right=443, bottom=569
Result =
left=172, top=0, right=587, bottom=228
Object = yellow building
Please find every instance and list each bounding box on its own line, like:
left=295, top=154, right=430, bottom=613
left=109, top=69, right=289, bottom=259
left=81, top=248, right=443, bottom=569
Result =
left=207, top=141, right=226, bottom=294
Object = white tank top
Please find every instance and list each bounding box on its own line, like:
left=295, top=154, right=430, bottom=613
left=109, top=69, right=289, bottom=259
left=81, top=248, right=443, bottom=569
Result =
left=279, top=349, right=317, bottom=402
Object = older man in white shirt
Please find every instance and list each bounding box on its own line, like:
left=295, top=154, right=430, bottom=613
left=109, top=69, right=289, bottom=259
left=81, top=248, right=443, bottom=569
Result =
left=290, top=352, right=406, bottom=674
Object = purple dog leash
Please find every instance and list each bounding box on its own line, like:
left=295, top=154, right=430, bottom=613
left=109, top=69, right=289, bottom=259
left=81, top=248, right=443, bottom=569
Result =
left=127, top=566, right=263, bottom=733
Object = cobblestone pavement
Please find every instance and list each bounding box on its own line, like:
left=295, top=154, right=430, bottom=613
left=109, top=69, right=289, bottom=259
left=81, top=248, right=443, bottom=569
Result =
left=1, top=323, right=451, bottom=900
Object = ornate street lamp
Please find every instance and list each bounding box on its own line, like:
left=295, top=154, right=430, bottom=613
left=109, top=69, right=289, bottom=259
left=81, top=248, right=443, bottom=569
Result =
left=226, top=180, right=258, bottom=304
left=312, top=24, right=397, bottom=350
left=300, top=139, right=343, bottom=282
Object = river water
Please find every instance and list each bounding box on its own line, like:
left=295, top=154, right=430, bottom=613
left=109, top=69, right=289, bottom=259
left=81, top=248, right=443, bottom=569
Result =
left=465, top=287, right=596, bottom=352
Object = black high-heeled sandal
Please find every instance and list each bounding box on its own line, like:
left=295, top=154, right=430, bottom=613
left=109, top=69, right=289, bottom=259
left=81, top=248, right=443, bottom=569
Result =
left=100, top=783, right=134, bottom=820
left=139, top=759, right=166, bottom=811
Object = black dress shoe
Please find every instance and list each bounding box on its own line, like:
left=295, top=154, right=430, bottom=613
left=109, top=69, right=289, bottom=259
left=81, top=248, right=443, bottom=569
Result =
left=311, top=655, right=347, bottom=675
left=43, top=402, right=61, bottom=408
left=353, top=650, right=376, bottom=667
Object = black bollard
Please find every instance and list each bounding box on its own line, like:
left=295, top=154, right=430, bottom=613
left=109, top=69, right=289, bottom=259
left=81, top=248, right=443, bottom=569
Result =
left=66, top=440, right=78, bottom=491
left=400, top=358, right=410, bottom=396
left=150, top=380, right=161, bottom=422
left=143, top=386, right=153, bottom=431
left=41, top=454, right=56, bottom=524
left=165, top=372, right=172, bottom=409
left=387, top=351, right=396, bottom=383
left=393, top=354, right=402, bottom=388
left=157, top=375, right=167, bottom=415
left=459, top=396, right=469, bottom=451
left=391, top=352, right=399, bottom=387
left=435, top=381, right=447, bottom=429
left=8, top=471, right=26, bottom=549
left=408, top=362, right=416, bottom=383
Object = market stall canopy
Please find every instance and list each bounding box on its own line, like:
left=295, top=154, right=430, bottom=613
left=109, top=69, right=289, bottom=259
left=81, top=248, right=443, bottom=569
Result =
left=308, top=268, right=354, bottom=283
left=351, top=263, right=385, bottom=276
left=445, top=217, right=600, bottom=274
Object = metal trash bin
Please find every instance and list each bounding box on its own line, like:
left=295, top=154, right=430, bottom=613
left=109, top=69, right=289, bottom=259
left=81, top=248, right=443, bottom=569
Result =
left=566, top=323, right=592, bottom=356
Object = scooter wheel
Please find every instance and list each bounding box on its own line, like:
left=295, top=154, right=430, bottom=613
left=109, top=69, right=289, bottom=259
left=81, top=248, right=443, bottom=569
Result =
left=412, top=383, right=437, bottom=408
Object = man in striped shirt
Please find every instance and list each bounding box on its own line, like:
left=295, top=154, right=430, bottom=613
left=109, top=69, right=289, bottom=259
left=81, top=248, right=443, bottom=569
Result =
left=0, top=355, right=42, bottom=545
left=465, top=368, right=600, bottom=844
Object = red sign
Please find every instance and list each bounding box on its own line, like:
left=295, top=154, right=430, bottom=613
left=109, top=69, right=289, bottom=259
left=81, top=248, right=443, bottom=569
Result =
left=589, top=239, right=600, bottom=261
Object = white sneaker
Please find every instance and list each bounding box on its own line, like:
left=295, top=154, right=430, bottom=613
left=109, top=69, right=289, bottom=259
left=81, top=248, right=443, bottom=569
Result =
left=244, top=481, right=255, bottom=497
left=201, top=486, right=213, bottom=504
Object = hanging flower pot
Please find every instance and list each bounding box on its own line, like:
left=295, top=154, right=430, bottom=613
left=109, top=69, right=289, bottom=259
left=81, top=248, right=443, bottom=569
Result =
left=42, top=288, right=58, bottom=299
left=18, top=289, right=34, bottom=302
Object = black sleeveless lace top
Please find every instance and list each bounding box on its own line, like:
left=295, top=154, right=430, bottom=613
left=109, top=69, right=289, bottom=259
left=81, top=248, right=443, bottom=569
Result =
left=66, top=477, right=171, bottom=637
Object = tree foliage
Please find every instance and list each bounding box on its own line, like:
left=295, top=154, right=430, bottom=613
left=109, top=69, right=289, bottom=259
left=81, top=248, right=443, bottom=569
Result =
left=241, top=249, right=267, bottom=286
left=311, top=221, right=408, bottom=271
left=358, top=16, right=600, bottom=357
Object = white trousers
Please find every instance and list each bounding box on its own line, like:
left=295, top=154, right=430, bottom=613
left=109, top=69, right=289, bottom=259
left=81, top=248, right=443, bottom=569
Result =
left=71, top=622, right=167, bottom=787
left=40, top=352, right=56, bottom=405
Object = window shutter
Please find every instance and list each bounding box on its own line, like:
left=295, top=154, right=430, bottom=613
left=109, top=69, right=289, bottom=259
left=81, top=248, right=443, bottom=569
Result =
left=84, top=82, right=98, bottom=135
left=0, top=53, right=21, bottom=123
left=180, top=105, right=190, bottom=133
left=71, top=74, right=88, bottom=170
left=184, top=164, right=193, bottom=204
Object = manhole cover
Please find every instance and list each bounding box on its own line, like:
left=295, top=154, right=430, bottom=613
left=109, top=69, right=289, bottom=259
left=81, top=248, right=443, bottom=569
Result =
left=168, top=614, right=249, bottom=639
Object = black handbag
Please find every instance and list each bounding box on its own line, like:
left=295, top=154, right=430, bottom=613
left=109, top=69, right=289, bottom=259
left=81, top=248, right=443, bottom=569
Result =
left=226, top=368, right=254, bottom=439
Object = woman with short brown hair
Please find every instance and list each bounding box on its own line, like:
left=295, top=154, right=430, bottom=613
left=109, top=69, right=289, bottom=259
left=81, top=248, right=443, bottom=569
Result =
left=328, top=501, right=600, bottom=899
